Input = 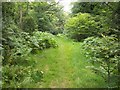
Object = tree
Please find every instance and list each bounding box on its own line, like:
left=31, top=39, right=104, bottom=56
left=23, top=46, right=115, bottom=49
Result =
left=32, top=1, right=65, bottom=34
left=71, top=2, right=114, bottom=16
left=65, top=13, right=104, bottom=41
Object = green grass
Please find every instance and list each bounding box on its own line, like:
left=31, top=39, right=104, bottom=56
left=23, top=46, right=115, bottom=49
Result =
left=28, top=36, right=106, bottom=88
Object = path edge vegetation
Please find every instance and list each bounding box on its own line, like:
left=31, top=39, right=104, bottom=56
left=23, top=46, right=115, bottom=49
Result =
left=1, top=1, right=120, bottom=88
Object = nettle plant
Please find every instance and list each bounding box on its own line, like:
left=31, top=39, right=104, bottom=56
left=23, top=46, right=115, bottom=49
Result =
left=82, top=35, right=120, bottom=87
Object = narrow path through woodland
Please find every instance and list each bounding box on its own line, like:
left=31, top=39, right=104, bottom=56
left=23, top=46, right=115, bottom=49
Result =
left=28, top=37, right=106, bottom=88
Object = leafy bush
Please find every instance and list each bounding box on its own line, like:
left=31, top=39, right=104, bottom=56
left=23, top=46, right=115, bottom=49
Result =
left=2, top=65, right=43, bottom=88
left=2, top=30, right=58, bottom=87
left=65, top=13, right=105, bottom=41
left=2, top=26, right=57, bottom=87
left=3, top=30, right=58, bottom=64
left=30, top=31, right=58, bottom=52
left=82, top=35, right=120, bottom=87
left=2, top=30, right=32, bottom=65
left=2, top=29, right=44, bottom=87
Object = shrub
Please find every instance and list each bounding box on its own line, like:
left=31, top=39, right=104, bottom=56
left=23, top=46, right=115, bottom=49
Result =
left=2, top=31, right=32, bottom=65
left=2, top=29, right=57, bottom=88
left=82, top=35, right=120, bottom=87
left=64, top=13, right=105, bottom=41
left=2, top=65, right=43, bottom=88
left=2, top=30, right=58, bottom=65
left=30, top=31, right=58, bottom=52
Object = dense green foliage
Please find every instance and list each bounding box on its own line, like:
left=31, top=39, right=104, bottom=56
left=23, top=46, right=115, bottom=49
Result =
left=33, top=2, right=65, bottom=34
left=82, top=35, right=119, bottom=87
left=69, top=1, right=120, bottom=88
left=2, top=1, right=62, bottom=88
left=2, top=65, right=43, bottom=87
left=71, top=2, right=115, bottom=16
left=31, top=31, right=58, bottom=51
left=2, top=28, right=57, bottom=87
left=65, top=13, right=106, bottom=41
left=1, top=1, right=120, bottom=88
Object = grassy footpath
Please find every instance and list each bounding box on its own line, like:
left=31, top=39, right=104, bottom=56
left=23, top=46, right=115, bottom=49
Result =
left=28, top=37, right=106, bottom=88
